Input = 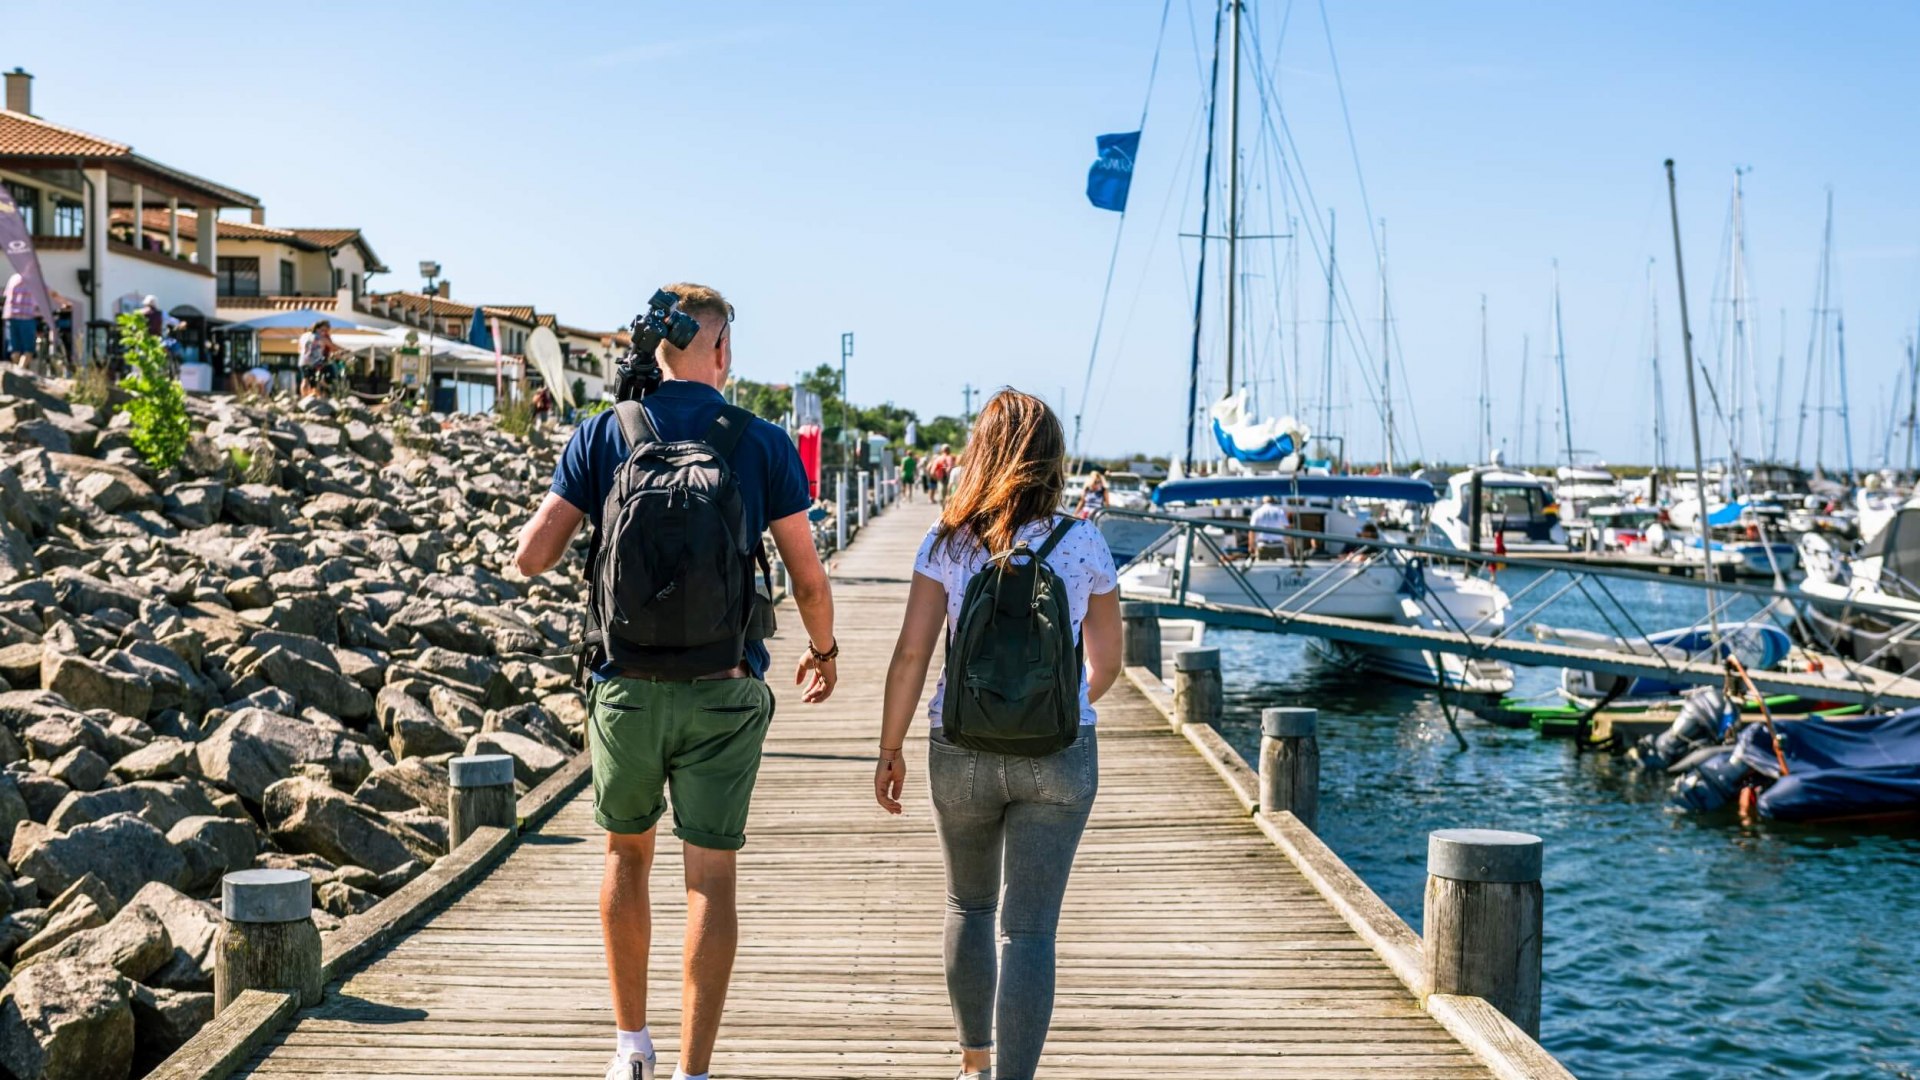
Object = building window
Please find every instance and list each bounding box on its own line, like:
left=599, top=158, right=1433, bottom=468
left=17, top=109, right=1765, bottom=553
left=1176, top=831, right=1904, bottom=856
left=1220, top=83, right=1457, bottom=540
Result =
left=2, top=182, right=36, bottom=235
left=350, top=273, right=361, bottom=298
left=51, top=197, right=84, bottom=238
left=217, top=256, right=261, bottom=297
left=332, top=267, right=342, bottom=291
left=279, top=260, right=295, bottom=295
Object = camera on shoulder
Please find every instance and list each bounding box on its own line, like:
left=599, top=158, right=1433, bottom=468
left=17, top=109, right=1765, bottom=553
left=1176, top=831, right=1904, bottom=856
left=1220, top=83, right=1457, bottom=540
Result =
left=615, top=289, right=702, bottom=401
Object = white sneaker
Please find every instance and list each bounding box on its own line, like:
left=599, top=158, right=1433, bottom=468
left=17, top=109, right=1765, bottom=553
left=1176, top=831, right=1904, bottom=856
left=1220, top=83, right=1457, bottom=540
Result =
left=604, top=1050, right=655, bottom=1080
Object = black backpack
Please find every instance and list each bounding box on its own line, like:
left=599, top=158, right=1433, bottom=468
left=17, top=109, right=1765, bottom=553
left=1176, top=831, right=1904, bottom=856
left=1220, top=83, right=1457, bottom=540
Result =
left=582, top=400, right=772, bottom=680
left=941, top=518, right=1082, bottom=756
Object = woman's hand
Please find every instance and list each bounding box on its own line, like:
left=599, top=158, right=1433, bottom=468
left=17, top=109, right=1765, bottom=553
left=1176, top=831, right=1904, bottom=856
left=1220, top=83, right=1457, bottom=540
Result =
left=874, top=750, right=907, bottom=814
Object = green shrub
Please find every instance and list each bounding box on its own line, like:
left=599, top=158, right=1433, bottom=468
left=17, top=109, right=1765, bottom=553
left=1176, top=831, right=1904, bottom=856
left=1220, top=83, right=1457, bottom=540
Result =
left=496, top=393, right=534, bottom=438
left=117, top=312, right=190, bottom=470
left=66, top=363, right=113, bottom=409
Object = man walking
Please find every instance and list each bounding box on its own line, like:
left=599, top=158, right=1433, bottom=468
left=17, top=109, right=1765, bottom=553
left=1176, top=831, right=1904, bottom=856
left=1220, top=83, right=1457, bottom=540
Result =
left=514, top=283, right=838, bottom=1080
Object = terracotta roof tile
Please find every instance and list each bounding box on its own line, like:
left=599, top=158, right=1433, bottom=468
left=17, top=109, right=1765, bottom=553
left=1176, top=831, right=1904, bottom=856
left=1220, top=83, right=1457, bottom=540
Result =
left=0, top=109, right=129, bottom=156
left=217, top=296, right=344, bottom=312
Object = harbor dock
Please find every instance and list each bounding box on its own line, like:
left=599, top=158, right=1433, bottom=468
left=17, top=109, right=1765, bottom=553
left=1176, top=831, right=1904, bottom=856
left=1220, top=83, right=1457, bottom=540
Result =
left=167, top=502, right=1569, bottom=1080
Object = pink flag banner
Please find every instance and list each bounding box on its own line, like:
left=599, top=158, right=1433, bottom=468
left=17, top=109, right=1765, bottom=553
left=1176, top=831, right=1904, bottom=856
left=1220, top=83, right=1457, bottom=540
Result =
left=0, top=187, right=64, bottom=359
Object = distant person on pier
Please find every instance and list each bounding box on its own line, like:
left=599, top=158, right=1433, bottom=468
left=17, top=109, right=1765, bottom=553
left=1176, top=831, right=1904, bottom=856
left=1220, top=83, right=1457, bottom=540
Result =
left=138, top=294, right=164, bottom=339
left=532, top=383, right=553, bottom=426
left=1076, top=469, right=1108, bottom=519
left=512, top=281, right=839, bottom=1080
left=900, top=451, right=918, bottom=502
left=4, top=272, right=40, bottom=367
left=872, top=389, right=1123, bottom=1080
left=930, top=444, right=956, bottom=503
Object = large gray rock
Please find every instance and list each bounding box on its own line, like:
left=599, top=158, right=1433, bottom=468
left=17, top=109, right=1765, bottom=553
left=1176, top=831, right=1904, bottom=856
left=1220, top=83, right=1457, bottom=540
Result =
left=38, top=653, right=151, bottom=719
left=14, top=901, right=170, bottom=981
left=0, top=642, right=40, bottom=688
left=10, top=813, right=187, bottom=905
left=387, top=600, right=493, bottom=654
left=251, top=646, right=373, bottom=723
left=0, top=520, right=37, bottom=587
left=161, top=480, right=225, bottom=529
left=46, top=780, right=219, bottom=833
left=107, top=641, right=216, bottom=718
left=466, top=731, right=569, bottom=787
left=125, top=882, right=218, bottom=992
left=46, top=746, right=109, bottom=792
left=193, top=707, right=372, bottom=805
left=130, top=984, right=213, bottom=1072
left=109, top=737, right=197, bottom=782
left=0, top=959, right=134, bottom=1080
left=378, top=686, right=463, bottom=760
left=12, top=892, right=107, bottom=965
left=166, top=815, right=261, bottom=878
left=45, top=567, right=148, bottom=619
left=353, top=757, right=452, bottom=814
left=223, top=483, right=289, bottom=528
left=0, top=774, right=29, bottom=843
left=261, top=776, right=441, bottom=874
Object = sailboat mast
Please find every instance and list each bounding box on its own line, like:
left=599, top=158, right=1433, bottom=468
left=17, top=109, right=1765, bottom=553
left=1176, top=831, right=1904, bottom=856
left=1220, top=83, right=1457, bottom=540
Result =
left=1223, top=0, right=1242, bottom=395
left=1770, top=308, right=1785, bottom=463
left=1514, top=334, right=1529, bottom=467
left=1181, top=0, right=1227, bottom=474
left=1813, top=190, right=1834, bottom=473
left=1380, top=220, right=1394, bottom=471
left=1552, top=260, right=1575, bottom=467
left=1664, top=159, right=1721, bottom=648
left=1322, top=208, right=1337, bottom=444
left=1479, top=295, right=1492, bottom=462
left=1838, top=314, right=1855, bottom=483
left=1907, top=330, right=1919, bottom=476
left=1649, top=258, right=1667, bottom=472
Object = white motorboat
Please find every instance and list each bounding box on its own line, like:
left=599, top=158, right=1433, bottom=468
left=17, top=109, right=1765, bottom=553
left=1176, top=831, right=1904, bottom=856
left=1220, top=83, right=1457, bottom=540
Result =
left=1430, top=459, right=1571, bottom=554
left=1116, top=474, right=1514, bottom=695
left=1798, top=507, right=1920, bottom=673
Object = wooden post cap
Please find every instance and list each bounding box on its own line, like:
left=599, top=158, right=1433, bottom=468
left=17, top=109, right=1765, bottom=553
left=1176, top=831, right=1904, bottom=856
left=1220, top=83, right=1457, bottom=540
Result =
left=222, top=869, right=312, bottom=924
left=1261, top=707, right=1317, bottom=738
left=1173, top=647, right=1220, bottom=672
left=1427, top=829, right=1542, bottom=883
left=1120, top=601, right=1158, bottom=619
left=449, top=754, right=516, bottom=789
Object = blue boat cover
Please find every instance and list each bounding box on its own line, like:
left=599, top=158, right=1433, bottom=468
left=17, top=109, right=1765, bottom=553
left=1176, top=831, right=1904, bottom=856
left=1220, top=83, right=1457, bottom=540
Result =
left=1153, top=474, right=1437, bottom=507
left=1705, top=501, right=1748, bottom=527
left=1742, top=709, right=1920, bottom=822
left=1211, top=416, right=1294, bottom=462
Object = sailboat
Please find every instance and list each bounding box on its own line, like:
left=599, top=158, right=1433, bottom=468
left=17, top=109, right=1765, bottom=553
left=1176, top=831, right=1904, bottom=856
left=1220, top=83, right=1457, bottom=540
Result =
left=1105, top=0, right=1514, bottom=695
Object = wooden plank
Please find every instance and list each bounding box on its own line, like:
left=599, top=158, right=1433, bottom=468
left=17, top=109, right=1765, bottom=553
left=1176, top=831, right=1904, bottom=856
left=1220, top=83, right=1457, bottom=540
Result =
left=228, top=503, right=1547, bottom=1080
left=1426, top=995, right=1578, bottom=1080
left=516, top=750, right=592, bottom=831
left=147, top=990, right=298, bottom=1080
left=320, top=825, right=515, bottom=980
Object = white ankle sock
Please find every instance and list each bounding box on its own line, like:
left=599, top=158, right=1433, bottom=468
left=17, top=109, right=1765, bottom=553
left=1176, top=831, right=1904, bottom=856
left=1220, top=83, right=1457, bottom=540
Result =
left=616, top=1027, right=653, bottom=1059
left=672, top=1071, right=708, bottom=1080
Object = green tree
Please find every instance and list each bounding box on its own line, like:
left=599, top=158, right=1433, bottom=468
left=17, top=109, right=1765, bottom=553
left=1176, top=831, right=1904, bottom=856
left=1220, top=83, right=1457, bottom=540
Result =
left=117, top=312, right=190, bottom=470
left=728, top=376, right=793, bottom=424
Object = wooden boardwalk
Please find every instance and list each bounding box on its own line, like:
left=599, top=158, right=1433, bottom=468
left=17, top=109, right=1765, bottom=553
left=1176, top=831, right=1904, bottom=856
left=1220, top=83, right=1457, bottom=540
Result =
left=236, top=502, right=1497, bottom=1079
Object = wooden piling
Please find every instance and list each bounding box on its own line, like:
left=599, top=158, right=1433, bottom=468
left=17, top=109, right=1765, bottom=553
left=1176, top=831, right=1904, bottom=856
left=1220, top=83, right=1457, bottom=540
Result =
left=1422, top=828, right=1545, bottom=1038
left=448, top=753, right=518, bottom=849
left=214, top=869, right=322, bottom=1013
left=1121, top=602, right=1163, bottom=678
left=1259, top=706, right=1320, bottom=831
left=1172, top=646, right=1222, bottom=730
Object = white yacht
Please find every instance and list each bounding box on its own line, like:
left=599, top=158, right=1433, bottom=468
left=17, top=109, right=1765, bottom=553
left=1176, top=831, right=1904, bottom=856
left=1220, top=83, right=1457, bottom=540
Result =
left=1799, top=506, right=1920, bottom=672
left=1552, top=464, right=1624, bottom=542
left=1430, top=460, right=1571, bottom=554
left=1116, top=474, right=1514, bottom=695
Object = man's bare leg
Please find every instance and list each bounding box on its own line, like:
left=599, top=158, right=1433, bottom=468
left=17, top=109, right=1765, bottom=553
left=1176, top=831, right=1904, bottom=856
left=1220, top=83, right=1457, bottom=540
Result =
left=677, top=846, right=739, bottom=1075
left=602, top=829, right=658, bottom=1031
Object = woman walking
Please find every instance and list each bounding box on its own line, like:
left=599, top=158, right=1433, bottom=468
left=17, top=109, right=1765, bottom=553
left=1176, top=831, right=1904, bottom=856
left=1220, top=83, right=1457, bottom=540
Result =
left=1076, top=469, right=1109, bottom=519
left=872, top=389, right=1122, bottom=1080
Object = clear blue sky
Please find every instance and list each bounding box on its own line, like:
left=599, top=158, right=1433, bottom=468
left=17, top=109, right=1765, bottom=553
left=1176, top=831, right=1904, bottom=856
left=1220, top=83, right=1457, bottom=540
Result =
left=18, top=1, right=1920, bottom=466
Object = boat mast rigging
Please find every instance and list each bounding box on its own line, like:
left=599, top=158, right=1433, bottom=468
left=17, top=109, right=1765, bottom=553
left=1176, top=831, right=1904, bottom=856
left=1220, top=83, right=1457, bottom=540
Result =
left=1181, top=0, right=1227, bottom=474
left=1664, top=159, right=1722, bottom=650
left=1551, top=260, right=1575, bottom=468
left=1478, top=294, right=1493, bottom=463
left=1379, top=219, right=1394, bottom=471
left=1224, top=0, right=1242, bottom=396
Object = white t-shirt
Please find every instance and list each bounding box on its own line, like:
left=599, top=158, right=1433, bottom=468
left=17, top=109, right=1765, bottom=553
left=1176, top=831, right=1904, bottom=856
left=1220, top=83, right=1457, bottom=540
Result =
left=1250, top=501, right=1291, bottom=537
left=913, top=516, right=1118, bottom=727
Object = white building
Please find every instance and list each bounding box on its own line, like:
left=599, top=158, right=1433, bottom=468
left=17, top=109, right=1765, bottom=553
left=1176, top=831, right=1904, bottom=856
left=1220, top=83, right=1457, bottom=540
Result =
left=1, top=68, right=260, bottom=363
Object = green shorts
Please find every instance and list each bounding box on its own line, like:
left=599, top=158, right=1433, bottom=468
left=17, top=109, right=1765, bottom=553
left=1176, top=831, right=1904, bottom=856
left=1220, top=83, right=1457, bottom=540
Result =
left=587, top=675, right=776, bottom=851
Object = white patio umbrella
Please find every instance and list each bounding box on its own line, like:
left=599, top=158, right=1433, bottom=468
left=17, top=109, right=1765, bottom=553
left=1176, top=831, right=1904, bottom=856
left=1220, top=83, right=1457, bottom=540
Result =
left=219, top=311, right=372, bottom=332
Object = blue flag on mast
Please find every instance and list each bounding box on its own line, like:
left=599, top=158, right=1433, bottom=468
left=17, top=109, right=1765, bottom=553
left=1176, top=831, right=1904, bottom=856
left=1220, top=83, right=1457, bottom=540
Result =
left=1085, top=131, right=1141, bottom=212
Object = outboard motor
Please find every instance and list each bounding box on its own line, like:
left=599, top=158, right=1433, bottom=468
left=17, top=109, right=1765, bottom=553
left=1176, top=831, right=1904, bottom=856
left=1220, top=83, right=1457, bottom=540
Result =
left=1668, top=747, right=1754, bottom=812
left=1633, top=686, right=1731, bottom=770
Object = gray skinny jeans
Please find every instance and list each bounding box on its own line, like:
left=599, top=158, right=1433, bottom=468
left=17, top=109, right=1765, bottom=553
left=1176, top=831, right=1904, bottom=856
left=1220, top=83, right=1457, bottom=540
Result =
left=928, top=727, right=1098, bottom=1080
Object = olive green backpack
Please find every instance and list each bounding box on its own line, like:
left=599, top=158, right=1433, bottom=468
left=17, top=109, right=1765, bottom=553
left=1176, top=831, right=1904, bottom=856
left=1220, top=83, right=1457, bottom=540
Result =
left=943, top=518, right=1082, bottom=756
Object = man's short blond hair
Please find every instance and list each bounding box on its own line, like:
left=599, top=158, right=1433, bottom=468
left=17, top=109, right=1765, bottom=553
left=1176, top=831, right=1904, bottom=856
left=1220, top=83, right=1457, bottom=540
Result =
left=660, top=282, right=733, bottom=337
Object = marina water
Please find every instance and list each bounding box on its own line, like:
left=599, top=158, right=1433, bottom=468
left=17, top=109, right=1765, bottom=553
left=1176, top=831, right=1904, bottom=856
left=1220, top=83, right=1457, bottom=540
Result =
left=1208, top=566, right=1920, bottom=1080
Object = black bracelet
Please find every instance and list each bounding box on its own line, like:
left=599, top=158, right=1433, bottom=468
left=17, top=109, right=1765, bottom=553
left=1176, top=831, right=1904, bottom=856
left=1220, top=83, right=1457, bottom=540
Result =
left=808, top=639, right=840, bottom=662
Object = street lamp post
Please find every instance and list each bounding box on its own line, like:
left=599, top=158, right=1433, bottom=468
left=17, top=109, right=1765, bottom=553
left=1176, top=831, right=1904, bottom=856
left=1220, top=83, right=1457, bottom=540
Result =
left=419, top=260, right=440, bottom=410
left=839, top=331, right=854, bottom=474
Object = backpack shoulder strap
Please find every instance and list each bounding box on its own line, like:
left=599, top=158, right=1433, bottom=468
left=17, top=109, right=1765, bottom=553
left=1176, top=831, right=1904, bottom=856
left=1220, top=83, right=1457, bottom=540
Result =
left=701, top=404, right=755, bottom=460
left=1033, top=516, right=1076, bottom=562
left=613, top=399, right=659, bottom=451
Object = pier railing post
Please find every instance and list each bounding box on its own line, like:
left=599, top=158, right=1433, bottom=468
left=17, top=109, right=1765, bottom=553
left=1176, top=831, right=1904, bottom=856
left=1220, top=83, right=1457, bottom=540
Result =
left=1172, top=647, right=1222, bottom=731
left=835, top=473, right=848, bottom=551
left=449, top=753, right=518, bottom=849
left=214, top=869, right=322, bottom=1013
left=1122, top=602, right=1163, bottom=678
left=1259, top=707, right=1319, bottom=831
left=857, top=471, right=869, bottom=527
left=1422, top=828, right=1544, bottom=1038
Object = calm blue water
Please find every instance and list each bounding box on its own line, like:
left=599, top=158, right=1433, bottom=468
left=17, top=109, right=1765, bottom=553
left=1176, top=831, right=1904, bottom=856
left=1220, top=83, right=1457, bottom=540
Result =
left=1209, top=567, right=1920, bottom=1080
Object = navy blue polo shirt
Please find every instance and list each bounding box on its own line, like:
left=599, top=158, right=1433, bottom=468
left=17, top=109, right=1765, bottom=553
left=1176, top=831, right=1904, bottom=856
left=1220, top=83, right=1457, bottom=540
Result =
left=551, top=380, right=812, bottom=678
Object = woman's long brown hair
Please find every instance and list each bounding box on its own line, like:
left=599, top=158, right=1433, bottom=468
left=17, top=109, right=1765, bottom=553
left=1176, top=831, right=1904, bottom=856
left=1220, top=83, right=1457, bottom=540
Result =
left=935, top=389, right=1067, bottom=557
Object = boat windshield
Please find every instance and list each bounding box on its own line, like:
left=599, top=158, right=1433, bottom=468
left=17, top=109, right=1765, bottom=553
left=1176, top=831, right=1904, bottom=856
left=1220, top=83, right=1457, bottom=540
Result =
left=1481, top=484, right=1550, bottom=521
